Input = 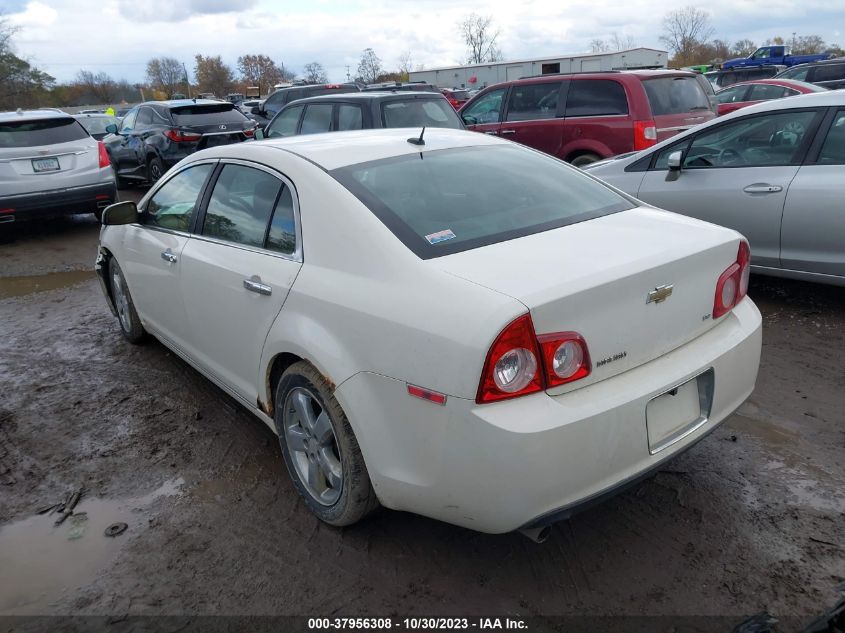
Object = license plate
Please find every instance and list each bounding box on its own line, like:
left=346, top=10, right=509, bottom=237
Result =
left=646, top=369, right=714, bottom=454
left=32, top=157, right=60, bottom=173
left=203, top=134, right=239, bottom=148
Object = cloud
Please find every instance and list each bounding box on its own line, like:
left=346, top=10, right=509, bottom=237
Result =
left=113, top=0, right=257, bottom=22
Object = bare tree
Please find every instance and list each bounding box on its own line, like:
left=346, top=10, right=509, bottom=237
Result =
left=731, top=39, right=757, bottom=57
left=194, top=54, right=234, bottom=97
left=794, top=34, right=826, bottom=54
left=356, top=48, right=383, bottom=84
left=589, top=39, right=610, bottom=54
left=302, top=61, right=328, bottom=84
left=0, top=15, right=54, bottom=109
left=397, top=51, right=413, bottom=80
left=146, top=56, right=185, bottom=97
left=660, top=7, right=714, bottom=66
left=610, top=32, right=637, bottom=51
left=458, top=13, right=502, bottom=64
left=75, top=70, right=117, bottom=103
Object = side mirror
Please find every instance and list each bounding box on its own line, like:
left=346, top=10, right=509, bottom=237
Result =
left=665, top=151, right=683, bottom=182
left=102, top=200, right=138, bottom=225
left=251, top=106, right=261, bottom=115
left=105, top=123, right=118, bottom=134
left=254, top=128, right=265, bottom=140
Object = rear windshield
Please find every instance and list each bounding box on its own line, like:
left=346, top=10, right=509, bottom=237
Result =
left=449, top=90, right=470, bottom=100
left=331, top=145, right=634, bottom=258
left=643, top=77, right=711, bottom=115
left=170, top=104, right=248, bottom=125
left=381, top=99, right=462, bottom=129
left=0, top=118, right=89, bottom=147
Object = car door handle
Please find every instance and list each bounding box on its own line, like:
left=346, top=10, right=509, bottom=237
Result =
left=483, top=130, right=498, bottom=135
left=743, top=184, right=783, bottom=194
left=160, top=250, right=177, bottom=263
left=243, top=278, right=272, bottom=296
left=500, top=129, right=516, bottom=135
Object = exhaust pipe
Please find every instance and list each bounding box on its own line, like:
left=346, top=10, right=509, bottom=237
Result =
left=519, top=525, right=552, bottom=543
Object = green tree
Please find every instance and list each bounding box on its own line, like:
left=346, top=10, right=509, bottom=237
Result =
left=0, top=16, right=54, bottom=109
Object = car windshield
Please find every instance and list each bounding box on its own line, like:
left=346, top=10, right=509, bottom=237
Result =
left=331, top=145, right=634, bottom=258
left=380, top=99, right=462, bottom=129
left=77, top=116, right=119, bottom=135
left=643, top=76, right=711, bottom=115
left=0, top=117, right=89, bottom=147
left=170, top=104, right=247, bottom=125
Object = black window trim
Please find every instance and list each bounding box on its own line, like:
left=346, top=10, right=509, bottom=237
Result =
left=803, top=107, right=842, bottom=165
left=190, top=158, right=303, bottom=262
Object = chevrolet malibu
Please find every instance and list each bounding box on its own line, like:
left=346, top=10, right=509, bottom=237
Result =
left=96, top=128, right=762, bottom=538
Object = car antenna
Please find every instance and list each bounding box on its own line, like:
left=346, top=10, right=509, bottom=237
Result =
left=407, top=127, right=425, bottom=146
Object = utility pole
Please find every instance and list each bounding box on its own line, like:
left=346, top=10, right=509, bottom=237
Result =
left=792, top=32, right=797, bottom=50
left=346, top=65, right=351, bottom=81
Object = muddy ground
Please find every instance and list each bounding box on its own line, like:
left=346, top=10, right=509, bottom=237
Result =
left=0, top=194, right=843, bottom=630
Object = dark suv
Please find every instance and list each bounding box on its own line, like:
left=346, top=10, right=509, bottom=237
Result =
left=458, top=70, right=715, bottom=166
left=103, top=99, right=257, bottom=187
left=776, top=58, right=845, bottom=90
left=257, top=92, right=463, bottom=139
left=704, top=65, right=785, bottom=89
left=251, top=83, right=361, bottom=127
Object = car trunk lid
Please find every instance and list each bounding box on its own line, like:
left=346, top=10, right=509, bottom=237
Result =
left=641, top=75, right=716, bottom=141
left=432, top=207, right=742, bottom=393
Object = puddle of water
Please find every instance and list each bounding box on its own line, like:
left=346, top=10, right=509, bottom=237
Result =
left=0, top=270, right=95, bottom=299
left=0, top=478, right=183, bottom=615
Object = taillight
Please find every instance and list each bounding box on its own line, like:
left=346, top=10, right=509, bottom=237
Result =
left=713, top=240, right=751, bottom=319
left=243, top=127, right=255, bottom=137
left=165, top=129, right=202, bottom=143
left=537, top=333, right=591, bottom=388
left=476, top=314, right=543, bottom=403
left=633, top=120, right=657, bottom=150
left=97, top=141, right=110, bottom=169
left=476, top=315, right=591, bottom=404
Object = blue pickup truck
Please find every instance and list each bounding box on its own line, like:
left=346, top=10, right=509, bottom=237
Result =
left=722, top=45, right=834, bottom=70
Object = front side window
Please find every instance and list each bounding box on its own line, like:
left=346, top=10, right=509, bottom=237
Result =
left=716, top=85, right=749, bottom=104
left=817, top=111, right=845, bottom=165
left=812, top=64, right=845, bottom=83
left=566, top=80, right=628, bottom=116
left=505, top=82, right=561, bottom=121
left=331, top=145, right=634, bottom=259
left=134, top=107, right=153, bottom=128
left=683, top=110, right=818, bottom=168
left=118, top=109, right=138, bottom=134
left=461, top=88, right=506, bottom=125
left=202, top=164, right=283, bottom=247
left=145, top=164, right=213, bottom=231
left=300, top=104, right=333, bottom=135
left=653, top=138, right=692, bottom=169
left=337, top=104, right=363, bottom=131
left=266, top=105, right=303, bottom=138
left=777, top=66, right=810, bottom=82
left=381, top=99, right=462, bottom=129
left=263, top=92, right=286, bottom=117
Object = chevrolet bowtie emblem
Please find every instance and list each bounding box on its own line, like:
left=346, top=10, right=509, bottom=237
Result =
left=647, top=284, right=674, bottom=304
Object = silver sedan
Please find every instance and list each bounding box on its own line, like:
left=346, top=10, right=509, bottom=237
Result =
left=585, top=91, right=845, bottom=286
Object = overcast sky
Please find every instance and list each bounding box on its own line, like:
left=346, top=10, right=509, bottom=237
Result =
left=3, top=0, right=843, bottom=84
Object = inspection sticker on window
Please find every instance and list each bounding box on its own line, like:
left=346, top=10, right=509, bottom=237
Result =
left=425, top=229, right=456, bottom=245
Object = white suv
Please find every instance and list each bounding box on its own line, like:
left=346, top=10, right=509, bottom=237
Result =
left=0, top=109, right=116, bottom=224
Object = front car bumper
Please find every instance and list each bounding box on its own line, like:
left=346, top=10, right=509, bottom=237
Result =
left=335, top=298, right=763, bottom=534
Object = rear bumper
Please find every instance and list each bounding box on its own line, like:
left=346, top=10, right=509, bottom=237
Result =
left=335, top=298, right=762, bottom=534
left=0, top=180, right=116, bottom=220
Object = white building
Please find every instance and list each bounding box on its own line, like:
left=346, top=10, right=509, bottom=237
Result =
left=409, top=48, right=668, bottom=90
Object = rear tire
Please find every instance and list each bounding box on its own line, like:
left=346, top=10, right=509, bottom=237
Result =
left=109, top=258, right=146, bottom=344
left=147, top=156, right=164, bottom=184
left=275, top=361, right=379, bottom=526
left=570, top=153, right=601, bottom=167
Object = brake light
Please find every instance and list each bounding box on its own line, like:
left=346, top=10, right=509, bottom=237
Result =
left=537, top=333, right=591, bottom=387
left=165, top=129, right=202, bottom=143
left=713, top=240, right=751, bottom=319
left=476, top=314, right=591, bottom=404
left=325, top=84, right=342, bottom=89
left=243, top=127, right=255, bottom=137
left=633, top=120, right=657, bottom=150
left=97, top=141, right=110, bottom=169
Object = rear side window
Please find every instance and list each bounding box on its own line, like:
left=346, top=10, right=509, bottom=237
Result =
left=747, top=84, right=791, bottom=100
left=506, top=82, right=561, bottom=121
left=145, top=164, right=213, bottom=231
left=331, top=145, right=633, bottom=259
left=202, top=164, right=283, bottom=247
left=643, top=77, right=710, bottom=115
left=381, top=99, right=462, bottom=129
left=170, top=104, right=247, bottom=125
left=338, top=104, right=363, bottom=131
left=0, top=118, right=88, bottom=147
left=813, top=64, right=845, bottom=82
left=565, top=80, right=628, bottom=116
left=267, top=187, right=297, bottom=255
left=778, top=66, right=810, bottom=82
left=301, top=104, right=333, bottom=135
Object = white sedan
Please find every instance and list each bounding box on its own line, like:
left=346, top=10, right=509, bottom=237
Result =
left=96, top=128, right=762, bottom=539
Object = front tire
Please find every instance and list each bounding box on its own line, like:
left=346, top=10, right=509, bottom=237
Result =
left=275, top=361, right=379, bottom=526
left=147, top=156, right=164, bottom=184
left=109, top=258, right=146, bottom=344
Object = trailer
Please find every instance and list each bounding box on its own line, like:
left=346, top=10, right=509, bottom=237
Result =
left=409, top=48, right=668, bottom=90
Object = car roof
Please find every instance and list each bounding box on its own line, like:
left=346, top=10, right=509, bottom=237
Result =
left=785, top=57, right=845, bottom=68
left=726, top=89, right=845, bottom=114
left=73, top=112, right=118, bottom=118
left=285, top=91, right=445, bottom=105
left=194, top=127, right=503, bottom=171
left=141, top=99, right=230, bottom=108
left=716, top=78, right=824, bottom=91
left=0, top=109, right=74, bottom=123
